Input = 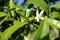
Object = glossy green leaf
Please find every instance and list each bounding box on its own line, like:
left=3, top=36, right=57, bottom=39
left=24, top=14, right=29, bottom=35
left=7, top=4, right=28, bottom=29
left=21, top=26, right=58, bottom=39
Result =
left=11, top=10, right=14, bottom=17
left=9, top=0, right=15, bottom=9
left=9, top=0, right=15, bottom=17
left=1, top=21, right=27, bottom=40
left=47, top=18, right=60, bottom=30
left=33, top=17, right=49, bottom=40
left=0, top=12, right=7, bottom=17
left=50, top=2, right=60, bottom=8
left=27, top=0, right=49, bottom=14
left=50, top=11, right=60, bottom=19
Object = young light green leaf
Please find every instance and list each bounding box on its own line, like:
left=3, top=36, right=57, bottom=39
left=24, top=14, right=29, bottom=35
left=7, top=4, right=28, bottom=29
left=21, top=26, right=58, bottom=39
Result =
left=27, top=0, right=49, bottom=14
left=49, top=11, right=60, bottom=19
left=9, top=0, right=15, bottom=17
left=9, top=0, right=15, bottom=9
left=1, top=21, right=27, bottom=40
left=33, top=17, right=49, bottom=40
left=47, top=18, right=60, bottom=30
left=0, top=12, right=7, bottom=17
left=50, top=2, right=60, bottom=8
left=11, top=10, right=14, bottom=17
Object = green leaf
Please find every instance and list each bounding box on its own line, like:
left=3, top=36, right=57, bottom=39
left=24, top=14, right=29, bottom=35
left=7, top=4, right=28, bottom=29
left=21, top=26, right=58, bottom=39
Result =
left=15, top=4, right=25, bottom=16
left=9, top=0, right=21, bottom=17
left=9, top=0, right=15, bottom=17
left=50, top=2, right=60, bottom=8
left=0, top=16, right=8, bottom=25
left=26, top=8, right=35, bottom=17
left=49, top=28, right=59, bottom=40
left=47, top=18, right=60, bottom=30
left=29, top=16, right=35, bottom=21
left=0, top=12, right=7, bottom=17
left=11, top=10, right=14, bottom=17
left=49, top=11, right=60, bottom=19
left=1, top=21, right=27, bottom=40
left=16, top=4, right=24, bottom=11
left=27, top=0, right=49, bottom=14
left=0, top=32, right=2, bottom=40
left=0, top=32, right=2, bottom=37
left=9, top=0, right=15, bottom=9
left=33, top=17, right=49, bottom=40
left=49, top=31, right=54, bottom=40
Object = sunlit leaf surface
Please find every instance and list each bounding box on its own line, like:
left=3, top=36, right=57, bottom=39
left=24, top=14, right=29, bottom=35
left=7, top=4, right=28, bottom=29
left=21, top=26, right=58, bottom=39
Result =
left=0, top=12, right=7, bottom=17
left=47, top=18, right=60, bottom=30
left=34, top=17, right=49, bottom=40
left=50, top=11, right=60, bottom=19
left=50, top=2, right=60, bottom=8
left=1, top=21, right=27, bottom=40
